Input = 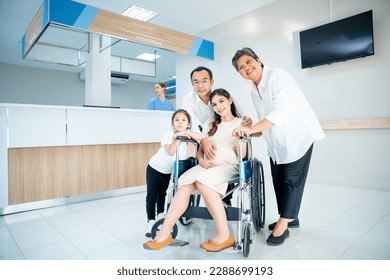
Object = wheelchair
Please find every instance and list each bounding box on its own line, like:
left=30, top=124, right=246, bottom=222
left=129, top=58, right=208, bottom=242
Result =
left=151, top=136, right=265, bottom=258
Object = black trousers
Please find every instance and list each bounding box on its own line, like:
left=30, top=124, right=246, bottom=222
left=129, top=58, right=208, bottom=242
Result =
left=270, top=144, right=314, bottom=219
left=146, top=164, right=171, bottom=220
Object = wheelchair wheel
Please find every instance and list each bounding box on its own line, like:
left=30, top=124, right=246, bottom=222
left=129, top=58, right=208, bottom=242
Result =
left=242, top=223, right=252, bottom=258
left=179, top=194, right=201, bottom=226
left=151, top=218, right=178, bottom=239
left=251, top=158, right=266, bottom=232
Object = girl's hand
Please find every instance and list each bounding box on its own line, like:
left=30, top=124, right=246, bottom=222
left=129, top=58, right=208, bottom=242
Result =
left=232, top=126, right=253, bottom=137
left=174, top=131, right=191, bottom=140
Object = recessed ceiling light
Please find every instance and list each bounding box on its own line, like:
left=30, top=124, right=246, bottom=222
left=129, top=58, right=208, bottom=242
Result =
left=121, top=5, right=158, bottom=22
left=136, top=53, right=161, bottom=61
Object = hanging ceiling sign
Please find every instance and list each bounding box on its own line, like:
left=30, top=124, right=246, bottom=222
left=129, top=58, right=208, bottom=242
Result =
left=22, top=0, right=214, bottom=60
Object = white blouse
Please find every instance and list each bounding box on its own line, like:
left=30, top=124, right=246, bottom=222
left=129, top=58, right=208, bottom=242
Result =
left=251, top=66, right=325, bottom=164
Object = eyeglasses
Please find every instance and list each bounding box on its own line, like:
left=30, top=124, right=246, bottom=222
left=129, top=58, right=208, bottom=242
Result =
left=237, top=58, right=256, bottom=72
left=192, top=79, right=210, bottom=86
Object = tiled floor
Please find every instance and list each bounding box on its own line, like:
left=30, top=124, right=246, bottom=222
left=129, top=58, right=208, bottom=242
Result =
left=1, top=180, right=390, bottom=260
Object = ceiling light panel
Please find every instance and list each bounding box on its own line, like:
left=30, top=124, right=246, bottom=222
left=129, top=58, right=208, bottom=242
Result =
left=136, top=53, right=161, bottom=61
left=121, top=5, right=158, bottom=22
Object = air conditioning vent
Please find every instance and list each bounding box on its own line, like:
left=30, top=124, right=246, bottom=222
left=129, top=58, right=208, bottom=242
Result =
left=110, top=72, right=130, bottom=84
left=79, top=71, right=130, bottom=84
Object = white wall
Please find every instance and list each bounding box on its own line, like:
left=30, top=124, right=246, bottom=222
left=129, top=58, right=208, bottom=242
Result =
left=0, top=63, right=157, bottom=110
left=176, top=0, right=390, bottom=191
left=1, top=0, right=389, bottom=191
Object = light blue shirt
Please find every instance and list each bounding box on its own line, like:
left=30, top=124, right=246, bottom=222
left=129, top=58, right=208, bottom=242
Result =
left=147, top=97, right=175, bottom=111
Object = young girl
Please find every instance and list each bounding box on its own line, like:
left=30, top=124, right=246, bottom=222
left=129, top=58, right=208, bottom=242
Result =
left=143, top=88, right=242, bottom=251
left=145, top=109, right=203, bottom=237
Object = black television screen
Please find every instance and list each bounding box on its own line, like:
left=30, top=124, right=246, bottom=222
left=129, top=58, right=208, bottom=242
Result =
left=299, top=10, right=374, bottom=69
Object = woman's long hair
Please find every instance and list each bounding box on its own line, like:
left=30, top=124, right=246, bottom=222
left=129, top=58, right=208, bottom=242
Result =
left=208, top=88, right=240, bottom=136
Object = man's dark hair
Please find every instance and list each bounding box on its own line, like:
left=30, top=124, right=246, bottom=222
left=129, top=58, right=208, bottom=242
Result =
left=190, top=66, right=213, bottom=81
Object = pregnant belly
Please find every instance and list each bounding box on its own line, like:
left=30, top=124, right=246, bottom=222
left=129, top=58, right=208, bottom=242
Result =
left=210, top=145, right=237, bottom=165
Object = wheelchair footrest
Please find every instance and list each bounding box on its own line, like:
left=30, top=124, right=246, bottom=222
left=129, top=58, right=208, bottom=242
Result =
left=181, top=206, right=241, bottom=221
left=171, top=240, right=190, bottom=247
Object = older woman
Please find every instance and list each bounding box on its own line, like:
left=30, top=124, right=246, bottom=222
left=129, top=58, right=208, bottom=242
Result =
left=232, top=47, right=325, bottom=246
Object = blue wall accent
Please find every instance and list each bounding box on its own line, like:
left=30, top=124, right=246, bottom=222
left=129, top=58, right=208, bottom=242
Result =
left=196, top=40, right=214, bottom=60
left=73, top=6, right=100, bottom=29
left=49, top=0, right=98, bottom=28
left=189, top=38, right=214, bottom=60
left=42, top=0, right=50, bottom=28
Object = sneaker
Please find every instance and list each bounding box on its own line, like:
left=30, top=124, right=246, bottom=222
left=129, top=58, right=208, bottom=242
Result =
left=145, top=219, right=155, bottom=238
left=157, top=213, right=166, bottom=220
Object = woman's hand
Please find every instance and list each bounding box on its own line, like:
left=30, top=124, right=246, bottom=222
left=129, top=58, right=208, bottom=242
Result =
left=241, top=116, right=253, bottom=127
left=198, top=157, right=216, bottom=169
left=232, top=126, right=253, bottom=137
left=201, top=138, right=217, bottom=160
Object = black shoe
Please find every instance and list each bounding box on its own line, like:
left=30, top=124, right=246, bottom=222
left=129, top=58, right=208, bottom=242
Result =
left=266, top=229, right=289, bottom=246
left=268, top=219, right=299, bottom=231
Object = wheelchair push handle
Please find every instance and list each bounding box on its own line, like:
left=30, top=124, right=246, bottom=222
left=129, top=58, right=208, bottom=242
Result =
left=238, top=135, right=252, bottom=166
left=239, top=135, right=251, bottom=142
left=175, top=135, right=199, bottom=144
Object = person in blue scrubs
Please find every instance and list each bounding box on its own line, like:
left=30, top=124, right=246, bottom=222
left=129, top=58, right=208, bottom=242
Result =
left=147, top=82, right=175, bottom=111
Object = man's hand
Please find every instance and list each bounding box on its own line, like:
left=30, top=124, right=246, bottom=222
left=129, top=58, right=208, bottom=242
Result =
left=201, top=138, right=217, bottom=160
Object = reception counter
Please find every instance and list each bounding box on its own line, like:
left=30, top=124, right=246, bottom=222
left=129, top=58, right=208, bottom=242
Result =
left=0, top=103, right=172, bottom=214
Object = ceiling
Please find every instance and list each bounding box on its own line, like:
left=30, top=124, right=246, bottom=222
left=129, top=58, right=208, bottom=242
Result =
left=0, top=0, right=275, bottom=82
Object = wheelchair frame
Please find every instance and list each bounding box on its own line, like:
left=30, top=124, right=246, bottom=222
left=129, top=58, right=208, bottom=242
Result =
left=151, top=136, right=265, bottom=258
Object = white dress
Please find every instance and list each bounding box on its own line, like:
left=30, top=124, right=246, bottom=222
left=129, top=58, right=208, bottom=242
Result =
left=178, top=117, right=242, bottom=195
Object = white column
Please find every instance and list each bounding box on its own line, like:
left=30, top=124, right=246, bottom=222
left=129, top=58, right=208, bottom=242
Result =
left=85, top=33, right=111, bottom=106
left=0, top=107, right=8, bottom=208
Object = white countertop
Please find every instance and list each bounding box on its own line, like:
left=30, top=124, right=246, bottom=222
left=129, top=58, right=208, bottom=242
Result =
left=0, top=103, right=173, bottom=147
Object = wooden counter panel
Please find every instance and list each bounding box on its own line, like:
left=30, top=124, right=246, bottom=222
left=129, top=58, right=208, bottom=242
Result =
left=8, top=143, right=159, bottom=205
left=320, top=118, right=390, bottom=130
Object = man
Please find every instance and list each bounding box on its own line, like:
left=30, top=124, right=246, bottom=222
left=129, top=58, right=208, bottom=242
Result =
left=182, top=66, right=251, bottom=159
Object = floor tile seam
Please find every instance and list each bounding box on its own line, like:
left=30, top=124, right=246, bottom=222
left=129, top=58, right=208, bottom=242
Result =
left=54, top=209, right=139, bottom=255
left=1, top=216, right=26, bottom=259
left=265, top=238, right=303, bottom=260
left=334, top=213, right=390, bottom=260
left=81, top=240, right=147, bottom=260
left=296, top=232, right=348, bottom=255
left=37, top=209, right=91, bottom=259
left=311, top=203, right=359, bottom=229
left=20, top=238, right=82, bottom=257
left=45, top=201, right=132, bottom=237
left=337, top=238, right=390, bottom=260
left=275, top=237, right=346, bottom=260
left=69, top=201, right=138, bottom=227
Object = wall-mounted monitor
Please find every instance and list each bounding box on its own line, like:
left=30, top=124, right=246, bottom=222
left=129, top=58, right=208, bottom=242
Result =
left=299, top=10, right=374, bottom=69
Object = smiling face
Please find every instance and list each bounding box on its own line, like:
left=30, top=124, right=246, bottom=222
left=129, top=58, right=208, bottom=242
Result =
left=211, top=94, right=233, bottom=119
left=191, top=70, right=214, bottom=103
left=172, top=112, right=190, bottom=132
left=236, top=54, right=263, bottom=85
